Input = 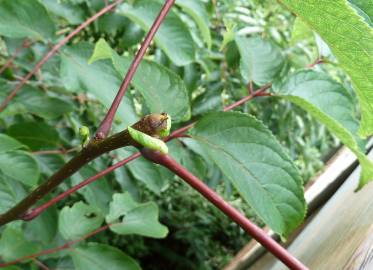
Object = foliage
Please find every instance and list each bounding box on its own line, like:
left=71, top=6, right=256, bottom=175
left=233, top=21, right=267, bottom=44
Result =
left=0, top=0, right=371, bottom=269
left=279, top=0, right=373, bottom=137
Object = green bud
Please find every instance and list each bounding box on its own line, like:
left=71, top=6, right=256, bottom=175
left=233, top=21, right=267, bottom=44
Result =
left=159, top=114, right=171, bottom=138
left=79, top=126, right=90, bottom=148
left=128, top=126, right=168, bottom=154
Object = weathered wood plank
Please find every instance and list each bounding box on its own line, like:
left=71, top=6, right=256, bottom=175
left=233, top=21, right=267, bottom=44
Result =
left=250, top=150, right=373, bottom=270
left=343, top=226, right=373, bottom=270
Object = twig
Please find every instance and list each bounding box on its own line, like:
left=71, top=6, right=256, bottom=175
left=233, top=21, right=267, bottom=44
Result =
left=0, top=0, right=122, bottom=113
left=307, top=58, right=324, bottom=68
left=21, top=153, right=141, bottom=221
left=223, top=83, right=272, bottom=112
left=248, top=80, right=253, bottom=95
left=96, top=0, right=176, bottom=139
left=0, top=224, right=112, bottom=267
left=0, top=114, right=168, bottom=226
left=140, top=149, right=309, bottom=270
left=24, top=85, right=272, bottom=220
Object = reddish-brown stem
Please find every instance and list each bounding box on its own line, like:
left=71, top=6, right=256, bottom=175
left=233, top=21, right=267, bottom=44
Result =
left=24, top=85, right=271, bottom=220
left=0, top=39, right=32, bottom=75
left=0, top=224, right=112, bottom=267
left=96, top=0, right=176, bottom=138
left=248, top=80, right=253, bottom=95
left=21, top=153, right=141, bottom=221
left=0, top=0, right=122, bottom=113
left=307, top=58, right=324, bottom=68
left=223, top=83, right=272, bottom=112
left=141, top=150, right=308, bottom=270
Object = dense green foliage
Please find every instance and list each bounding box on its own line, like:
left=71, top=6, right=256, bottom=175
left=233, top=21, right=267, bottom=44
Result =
left=0, top=0, right=371, bottom=269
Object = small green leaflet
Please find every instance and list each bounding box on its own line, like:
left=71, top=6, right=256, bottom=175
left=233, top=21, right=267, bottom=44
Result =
left=106, top=193, right=168, bottom=238
left=79, top=126, right=90, bottom=148
left=59, top=202, right=104, bottom=240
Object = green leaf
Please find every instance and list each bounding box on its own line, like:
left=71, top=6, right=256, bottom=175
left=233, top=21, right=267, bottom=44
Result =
left=279, top=0, right=373, bottom=137
left=0, top=151, right=39, bottom=186
left=0, top=175, right=26, bottom=214
left=176, top=0, right=212, bottom=49
left=59, top=202, right=104, bottom=240
left=129, top=159, right=171, bottom=193
left=190, top=112, right=306, bottom=237
left=106, top=193, right=168, bottom=238
left=117, top=148, right=171, bottom=194
left=0, top=0, right=55, bottom=40
left=119, top=0, right=196, bottom=66
left=168, top=140, right=207, bottom=180
left=236, top=36, right=285, bottom=85
left=349, top=0, right=373, bottom=22
left=71, top=165, right=113, bottom=214
left=36, top=154, right=66, bottom=177
left=25, top=202, right=58, bottom=244
left=1, top=85, right=74, bottom=119
left=71, top=243, right=140, bottom=270
left=0, top=225, right=40, bottom=262
left=0, top=134, right=25, bottom=153
left=274, top=70, right=373, bottom=189
left=90, top=39, right=191, bottom=123
left=42, top=0, right=85, bottom=24
left=290, top=18, right=314, bottom=45
left=7, top=122, right=60, bottom=151
left=60, top=43, right=138, bottom=128
left=19, top=87, right=74, bottom=120
left=349, top=1, right=372, bottom=25
left=0, top=266, right=21, bottom=270
left=105, top=193, right=138, bottom=223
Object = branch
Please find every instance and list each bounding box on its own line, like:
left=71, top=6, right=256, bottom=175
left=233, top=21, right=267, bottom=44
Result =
left=0, top=39, right=32, bottom=75
left=248, top=80, right=253, bottom=95
left=21, top=153, right=141, bottom=221
left=0, top=0, right=122, bottom=113
left=95, top=0, right=176, bottom=139
left=0, top=114, right=168, bottom=226
left=24, top=85, right=272, bottom=220
left=223, top=83, right=272, bottom=112
left=0, top=224, right=112, bottom=268
left=307, top=57, right=326, bottom=68
left=141, top=149, right=308, bottom=270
